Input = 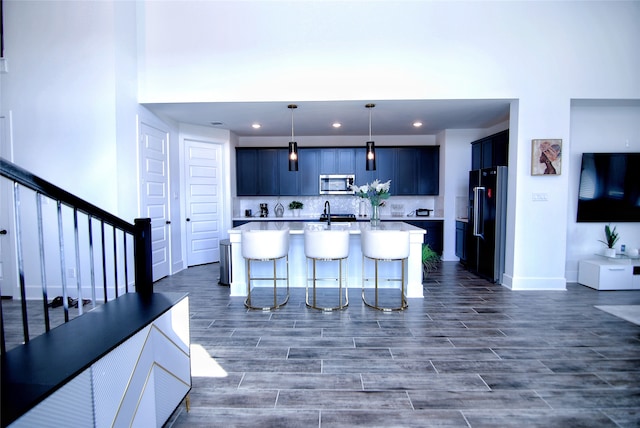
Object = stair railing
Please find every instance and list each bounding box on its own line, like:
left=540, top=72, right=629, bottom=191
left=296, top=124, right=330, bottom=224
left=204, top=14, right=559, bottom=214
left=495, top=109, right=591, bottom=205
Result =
left=0, top=157, right=152, bottom=354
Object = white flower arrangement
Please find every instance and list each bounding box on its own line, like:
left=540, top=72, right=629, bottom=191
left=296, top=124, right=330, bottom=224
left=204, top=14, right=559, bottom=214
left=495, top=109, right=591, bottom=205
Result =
left=351, top=179, right=391, bottom=206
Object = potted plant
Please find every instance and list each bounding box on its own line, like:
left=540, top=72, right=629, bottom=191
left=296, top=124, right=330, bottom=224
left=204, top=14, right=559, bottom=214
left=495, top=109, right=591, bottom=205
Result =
left=599, top=224, right=620, bottom=258
left=422, top=243, right=440, bottom=277
left=288, top=200, right=303, bottom=217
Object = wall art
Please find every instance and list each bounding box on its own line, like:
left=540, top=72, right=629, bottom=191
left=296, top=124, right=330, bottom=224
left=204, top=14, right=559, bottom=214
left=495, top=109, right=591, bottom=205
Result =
left=531, top=139, right=562, bottom=175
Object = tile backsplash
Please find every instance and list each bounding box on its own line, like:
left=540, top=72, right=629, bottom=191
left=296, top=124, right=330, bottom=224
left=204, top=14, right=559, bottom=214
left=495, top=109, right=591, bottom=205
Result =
left=235, top=195, right=440, bottom=218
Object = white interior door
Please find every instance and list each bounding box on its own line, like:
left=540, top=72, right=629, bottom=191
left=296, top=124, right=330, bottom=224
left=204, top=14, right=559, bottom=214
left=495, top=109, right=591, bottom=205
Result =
left=185, top=140, right=222, bottom=266
left=139, top=122, right=170, bottom=281
left=0, top=112, right=17, bottom=298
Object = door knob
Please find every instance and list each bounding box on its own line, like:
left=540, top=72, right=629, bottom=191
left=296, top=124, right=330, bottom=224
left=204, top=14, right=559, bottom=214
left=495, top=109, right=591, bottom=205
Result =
left=186, top=218, right=191, bottom=222
left=166, top=220, right=171, bottom=225
left=0, top=229, right=7, bottom=235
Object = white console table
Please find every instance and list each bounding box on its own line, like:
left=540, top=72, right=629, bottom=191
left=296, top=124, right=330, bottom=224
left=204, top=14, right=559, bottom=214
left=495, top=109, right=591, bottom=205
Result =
left=578, top=255, right=640, bottom=290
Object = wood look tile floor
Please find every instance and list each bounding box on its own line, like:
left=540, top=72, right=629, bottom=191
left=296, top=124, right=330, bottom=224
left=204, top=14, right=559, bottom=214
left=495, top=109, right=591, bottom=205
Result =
left=4, top=262, right=638, bottom=427
left=152, top=262, right=640, bottom=427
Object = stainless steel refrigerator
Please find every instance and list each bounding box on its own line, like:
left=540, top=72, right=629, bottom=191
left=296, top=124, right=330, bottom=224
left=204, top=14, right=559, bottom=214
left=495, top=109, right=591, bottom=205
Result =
left=467, top=166, right=508, bottom=283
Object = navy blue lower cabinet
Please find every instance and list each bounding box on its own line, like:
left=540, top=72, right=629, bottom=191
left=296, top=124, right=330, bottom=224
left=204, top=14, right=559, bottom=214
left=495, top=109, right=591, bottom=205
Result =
left=403, top=220, right=443, bottom=255
left=455, top=220, right=467, bottom=263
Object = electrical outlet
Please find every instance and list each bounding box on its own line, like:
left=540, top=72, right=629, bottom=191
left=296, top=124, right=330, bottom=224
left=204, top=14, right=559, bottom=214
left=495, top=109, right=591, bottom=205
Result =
left=67, top=268, right=76, bottom=278
left=532, top=192, right=548, bottom=201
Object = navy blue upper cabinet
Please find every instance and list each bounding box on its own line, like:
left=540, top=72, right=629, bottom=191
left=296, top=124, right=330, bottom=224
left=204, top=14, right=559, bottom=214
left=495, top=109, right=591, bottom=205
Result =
left=354, top=147, right=374, bottom=186
left=257, top=149, right=279, bottom=195
left=236, top=146, right=439, bottom=196
left=319, top=148, right=356, bottom=174
left=471, top=130, right=509, bottom=170
left=298, top=148, right=320, bottom=195
left=236, top=148, right=279, bottom=195
left=278, top=149, right=299, bottom=196
left=395, top=148, right=419, bottom=194
left=236, top=149, right=259, bottom=195
left=376, top=146, right=439, bottom=196
left=373, top=147, right=395, bottom=186
left=417, top=146, right=439, bottom=195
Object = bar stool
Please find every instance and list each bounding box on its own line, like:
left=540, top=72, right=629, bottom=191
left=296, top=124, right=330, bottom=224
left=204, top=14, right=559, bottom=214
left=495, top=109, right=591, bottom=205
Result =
left=304, top=228, right=350, bottom=311
left=361, top=229, right=410, bottom=311
left=241, top=229, right=290, bottom=310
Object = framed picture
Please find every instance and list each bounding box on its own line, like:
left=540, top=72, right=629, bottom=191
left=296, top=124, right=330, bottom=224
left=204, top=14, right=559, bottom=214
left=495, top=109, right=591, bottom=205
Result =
left=531, top=139, right=562, bottom=175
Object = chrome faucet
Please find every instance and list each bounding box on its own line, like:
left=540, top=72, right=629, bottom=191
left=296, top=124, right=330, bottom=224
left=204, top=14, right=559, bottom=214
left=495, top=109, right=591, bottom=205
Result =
left=324, top=200, right=331, bottom=226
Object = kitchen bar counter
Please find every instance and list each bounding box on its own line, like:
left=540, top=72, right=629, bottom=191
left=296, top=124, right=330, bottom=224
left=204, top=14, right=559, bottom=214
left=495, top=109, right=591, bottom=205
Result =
left=232, top=215, right=445, bottom=222
left=228, top=221, right=426, bottom=298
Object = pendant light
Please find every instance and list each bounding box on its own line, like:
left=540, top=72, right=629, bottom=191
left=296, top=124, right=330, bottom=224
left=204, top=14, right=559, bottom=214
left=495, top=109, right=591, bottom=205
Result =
left=365, top=103, right=376, bottom=171
left=288, top=104, right=298, bottom=171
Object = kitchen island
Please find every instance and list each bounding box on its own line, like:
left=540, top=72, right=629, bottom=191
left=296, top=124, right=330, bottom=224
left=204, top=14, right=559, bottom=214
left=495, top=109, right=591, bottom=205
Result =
left=228, top=221, right=426, bottom=299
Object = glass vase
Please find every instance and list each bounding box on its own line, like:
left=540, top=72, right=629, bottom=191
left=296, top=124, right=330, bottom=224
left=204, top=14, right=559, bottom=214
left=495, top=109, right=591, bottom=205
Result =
left=370, top=203, right=380, bottom=227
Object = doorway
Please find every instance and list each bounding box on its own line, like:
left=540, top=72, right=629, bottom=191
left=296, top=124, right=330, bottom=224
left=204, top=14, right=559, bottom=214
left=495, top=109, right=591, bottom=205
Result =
left=184, top=140, right=223, bottom=266
left=0, top=112, right=16, bottom=298
left=139, top=121, right=171, bottom=281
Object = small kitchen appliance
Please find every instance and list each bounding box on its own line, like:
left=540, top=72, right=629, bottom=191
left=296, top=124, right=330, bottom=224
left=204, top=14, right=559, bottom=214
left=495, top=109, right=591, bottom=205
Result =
left=259, top=203, right=269, bottom=217
left=415, top=209, right=433, bottom=217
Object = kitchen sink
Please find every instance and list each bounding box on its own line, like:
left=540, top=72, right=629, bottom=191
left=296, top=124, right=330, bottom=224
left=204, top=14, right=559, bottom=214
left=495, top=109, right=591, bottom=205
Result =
left=319, top=213, right=357, bottom=222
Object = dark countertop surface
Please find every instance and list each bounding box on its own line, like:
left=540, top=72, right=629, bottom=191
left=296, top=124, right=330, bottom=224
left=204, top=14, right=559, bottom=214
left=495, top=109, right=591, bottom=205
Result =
left=1, top=292, right=188, bottom=427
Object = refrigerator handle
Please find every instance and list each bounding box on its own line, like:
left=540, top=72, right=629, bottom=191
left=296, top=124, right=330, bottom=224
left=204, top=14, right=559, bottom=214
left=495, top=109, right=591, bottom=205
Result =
left=473, top=186, right=485, bottom=238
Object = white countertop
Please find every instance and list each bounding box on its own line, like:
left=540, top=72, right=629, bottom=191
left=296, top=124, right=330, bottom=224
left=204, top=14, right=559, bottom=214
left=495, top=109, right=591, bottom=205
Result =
left=233, top=215, right=444, bottom=222
left=229, top=221, right=427, bottom=235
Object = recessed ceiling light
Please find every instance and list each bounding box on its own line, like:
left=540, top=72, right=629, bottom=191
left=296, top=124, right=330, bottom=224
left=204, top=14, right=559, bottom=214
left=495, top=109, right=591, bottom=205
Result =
left=210, top=121, right=224, bottom=126
left=251, top=123, right=261, bottom=129
left=413, top=121, right=423, bottom=128
left=332, top=122, right=342, bottom=128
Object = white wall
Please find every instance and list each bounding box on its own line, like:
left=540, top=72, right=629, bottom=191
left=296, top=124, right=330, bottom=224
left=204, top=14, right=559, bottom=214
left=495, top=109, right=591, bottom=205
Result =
left=1, top=1, right=145, bottom=220
left=0, top=1, right=150, bottom=297
left=565, top=101, right=640, bottom=281
left=138, top=2, right=640, bottom=103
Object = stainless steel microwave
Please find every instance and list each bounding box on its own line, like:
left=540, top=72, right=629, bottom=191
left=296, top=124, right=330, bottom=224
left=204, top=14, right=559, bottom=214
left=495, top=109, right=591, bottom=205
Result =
left=319, top=174, right=355, bottom=195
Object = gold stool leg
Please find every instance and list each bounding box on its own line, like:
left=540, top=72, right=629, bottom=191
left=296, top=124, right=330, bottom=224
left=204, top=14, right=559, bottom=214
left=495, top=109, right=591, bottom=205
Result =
left=306, top=257, right=348, bottom=311
left=362, top=256, right=408, bottom=312
left=245, top=256, right=289, bottom=311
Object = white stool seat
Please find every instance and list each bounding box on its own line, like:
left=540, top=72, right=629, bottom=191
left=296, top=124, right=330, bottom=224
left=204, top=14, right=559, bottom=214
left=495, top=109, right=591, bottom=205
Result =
left=304, top=228, right=350, bottom=311
left=361, top=230, right=410, bottom=260
left=361, top=229, right=410, bottom=311
left=304, top=229, right=350, bottom=260
left=241, top=229, right=290, bottom=310
left=242, top=229, right=290, bottom=260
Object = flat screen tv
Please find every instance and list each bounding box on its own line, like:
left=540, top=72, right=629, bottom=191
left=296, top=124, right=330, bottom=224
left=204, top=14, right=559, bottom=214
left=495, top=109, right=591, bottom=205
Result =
left=577, top=152, right=640, bottom=222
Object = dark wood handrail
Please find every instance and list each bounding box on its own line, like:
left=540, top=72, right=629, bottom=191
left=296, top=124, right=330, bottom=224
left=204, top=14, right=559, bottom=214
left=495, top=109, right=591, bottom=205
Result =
left=0, top=157, right=153, bottom=298
left=0, top=157, right=135, bottom=234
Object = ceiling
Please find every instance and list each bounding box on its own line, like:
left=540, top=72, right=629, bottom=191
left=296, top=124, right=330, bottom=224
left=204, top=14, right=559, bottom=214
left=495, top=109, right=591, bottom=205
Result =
left=143, top=99, right=512, bottom=137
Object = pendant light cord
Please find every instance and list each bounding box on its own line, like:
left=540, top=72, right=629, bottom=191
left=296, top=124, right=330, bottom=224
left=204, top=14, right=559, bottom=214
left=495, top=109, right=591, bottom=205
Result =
left=288, top=104, right=297, bottom=141
left=366, top=103, right=375, bottom=140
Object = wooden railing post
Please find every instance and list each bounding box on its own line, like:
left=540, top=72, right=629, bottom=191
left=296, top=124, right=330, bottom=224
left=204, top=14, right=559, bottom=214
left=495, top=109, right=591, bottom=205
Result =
left=134, top=218, right=153, bottom=295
